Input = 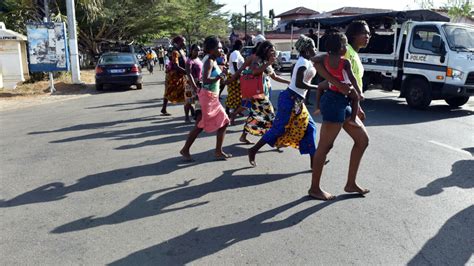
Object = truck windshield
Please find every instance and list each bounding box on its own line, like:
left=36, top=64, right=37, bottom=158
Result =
left=443, top=25, right=474, bottom=52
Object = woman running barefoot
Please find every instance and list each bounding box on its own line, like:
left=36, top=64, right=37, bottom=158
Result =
left=180, top=36, right=231, bottom=161
left=309, top=21, right=372, bottom=200
left=247, top=35, right=319, bottom=168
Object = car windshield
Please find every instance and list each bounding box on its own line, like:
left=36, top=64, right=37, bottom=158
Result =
left=99, top=55, right=135, bottom=64
left=280, top=52, right=290, bottom=57
left=443, top=25, right=474, bottom=52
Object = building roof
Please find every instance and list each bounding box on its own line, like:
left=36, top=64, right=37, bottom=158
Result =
left=275, top=7, right=319, bottom=18
left=328, top=7, right=393, bottom=15
left=0, top=22, right=27, bottom=41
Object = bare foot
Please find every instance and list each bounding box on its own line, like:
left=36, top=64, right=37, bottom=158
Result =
left=248, top=147, right=257, bottom=167
left=347, top=119, right=362, bottom=128
left=215, top=152, right=232, bottom=161
left=180, top=149, right=194, bottom=162
left=344, top=184, right=370, bottom=195
left=239, top=136, right=254, bottom=145
left=308, top=189, right=336, bottom=200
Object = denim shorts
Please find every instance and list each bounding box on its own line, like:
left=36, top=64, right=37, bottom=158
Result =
left=320, top=90, right=352, bottom=123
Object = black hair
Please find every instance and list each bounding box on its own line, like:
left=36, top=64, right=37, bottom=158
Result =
left=190, top=44, right=200, bottom=51
left=345, top=20, right=369, bottom=46
left=252, top=42, right=261, bottom=54
left=232, top=40, right=243, bottom=51
left=255, top=41, right=274, bottom=60
left=172, top=35, right=185, bottom=45
left=324, top=32, right=347, bottom=54
left=309, top=29, right=314, bottom=34
left=203, top=36, right=220, bottom=54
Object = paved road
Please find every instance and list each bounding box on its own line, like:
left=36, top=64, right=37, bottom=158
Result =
left=1, top=70, right=473, bottom=265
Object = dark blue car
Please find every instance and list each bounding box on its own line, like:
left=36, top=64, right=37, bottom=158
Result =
left=95, top=52, right=143, bottom=91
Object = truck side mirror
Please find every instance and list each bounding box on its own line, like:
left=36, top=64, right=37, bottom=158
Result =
left=432, top=34, right=446, bottom=62
left=432, top=35, right=442, bottom=49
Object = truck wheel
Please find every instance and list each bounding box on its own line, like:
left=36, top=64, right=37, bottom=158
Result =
left=136, top=83, right=143, bottom=90
left=96, top=84, right=104, bottom=91
left=406, top=78, right=432, bottom=110
left=445, top=96, right=469, bottom=107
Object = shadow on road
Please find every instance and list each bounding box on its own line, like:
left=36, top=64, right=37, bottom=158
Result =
left=107, top=194, right=363, bottom=265
left=85, top=98, right=163, bottom=110
left=47, top=119, right=191, bottom=144
left=28, top=115, right=164, bottom=135
left=357, top=95, right=473, bottom=127
left=407, top=205, right=473, bottom=266
left=416, top=150, right=473, bottom=196
left=409, top=149, right=473, bottom=265
left=51, top=167, right=310, bottom=233
left=0, top=144, right=253, bottom=208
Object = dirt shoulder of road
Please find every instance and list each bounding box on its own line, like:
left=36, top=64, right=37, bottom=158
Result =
left=0, top=70, right=97, bottom=112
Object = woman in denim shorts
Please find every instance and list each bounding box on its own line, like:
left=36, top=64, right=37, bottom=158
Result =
left=309, top=21, right=372, bottom=200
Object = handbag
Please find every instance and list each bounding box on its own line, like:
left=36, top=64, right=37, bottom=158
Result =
left=239, top=69, right=264, bottom=99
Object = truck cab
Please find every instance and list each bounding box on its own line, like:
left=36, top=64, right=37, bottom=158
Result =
left=290, top=10, right=474, bottom=109
left=395, top=22, right=474, bottom=108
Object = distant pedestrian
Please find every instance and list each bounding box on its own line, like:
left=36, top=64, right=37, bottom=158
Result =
left=162, top=36, right=187, bottom=116
left=180, top=36, right=231, bottom=161
left=184, top=44, right=203, bottom=123
left=225, top=40, right=245, bottom=116
left=158, top=46, right=165, bottom=71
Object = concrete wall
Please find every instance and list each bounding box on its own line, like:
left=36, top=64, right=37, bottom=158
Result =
left=0, top=41, right=25, bottom=89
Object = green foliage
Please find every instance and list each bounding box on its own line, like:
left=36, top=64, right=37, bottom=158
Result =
left=443, top=0, right=473, bottom=19
left=1, top=0, right=230, bottom=58
left=230, top=12, right=273, bottom=32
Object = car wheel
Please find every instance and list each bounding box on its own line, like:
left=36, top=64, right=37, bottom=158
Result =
left=96, top=84, right=104, bottom=91
left=445, top=96, right=469, bottom=107
left=136, top=83, right=143, bottom=90
left=406, top=78, right=431, bottom=110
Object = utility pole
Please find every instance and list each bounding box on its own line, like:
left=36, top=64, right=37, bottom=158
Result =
left=260, top=0, right=264, bottom=36
left=244, top=5, right=247, bottom=45
left=66, top=0, right=82, bottom=84
left=43, top=0, right=55, bottom=94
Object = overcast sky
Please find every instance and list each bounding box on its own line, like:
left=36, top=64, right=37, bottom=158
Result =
left=216, top=0, right=448, bottom=16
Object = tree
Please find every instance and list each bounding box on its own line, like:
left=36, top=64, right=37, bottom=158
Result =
left=443, top=0, right=472, bottom=19
left=229, top=12, right=273, bottom=32
left=1, top=0, right=229, bottom=59
left=172, top=0, right=228, bottom=46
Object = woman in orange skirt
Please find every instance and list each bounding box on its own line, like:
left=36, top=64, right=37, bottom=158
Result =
left=161, top=36, right=187, bottom=116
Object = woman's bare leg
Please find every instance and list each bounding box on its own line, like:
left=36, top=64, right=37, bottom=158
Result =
left=215, top=123, right=231, bottom=158
left=309, top=122, right=343, bottom=200
left=342, top=117, right=370, bottom=194
left=180, top=126, right=204, bottom=161
left=184, top=103, right=191, bottom=122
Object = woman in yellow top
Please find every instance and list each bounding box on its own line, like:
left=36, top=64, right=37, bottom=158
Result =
left=309, top=21, right=371, bottom=200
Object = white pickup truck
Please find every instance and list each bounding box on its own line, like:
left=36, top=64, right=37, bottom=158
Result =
left=291, top=10, right=474, bottom=109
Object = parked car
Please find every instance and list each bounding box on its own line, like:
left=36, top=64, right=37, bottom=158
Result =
left=95, top=52, right=143, bottom=91
left=277, top=51, right=298, bottom=72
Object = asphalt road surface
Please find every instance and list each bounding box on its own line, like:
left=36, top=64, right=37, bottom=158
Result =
left=1, top=70, right=473, bottom=265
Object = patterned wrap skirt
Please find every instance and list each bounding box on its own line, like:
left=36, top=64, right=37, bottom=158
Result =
left=243, top=97, right=275, bottom=136
left=225, top=73, right=242, bottom=110
left=263, top=89, right=317, bottom=156
left=164, top=69, right=186, bottom=103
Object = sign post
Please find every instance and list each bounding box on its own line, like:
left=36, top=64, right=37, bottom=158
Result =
left=42, top=0, right=55, bottom=93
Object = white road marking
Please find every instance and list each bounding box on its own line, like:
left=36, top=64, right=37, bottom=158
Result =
left=428, top=140, right=472, bottom=156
